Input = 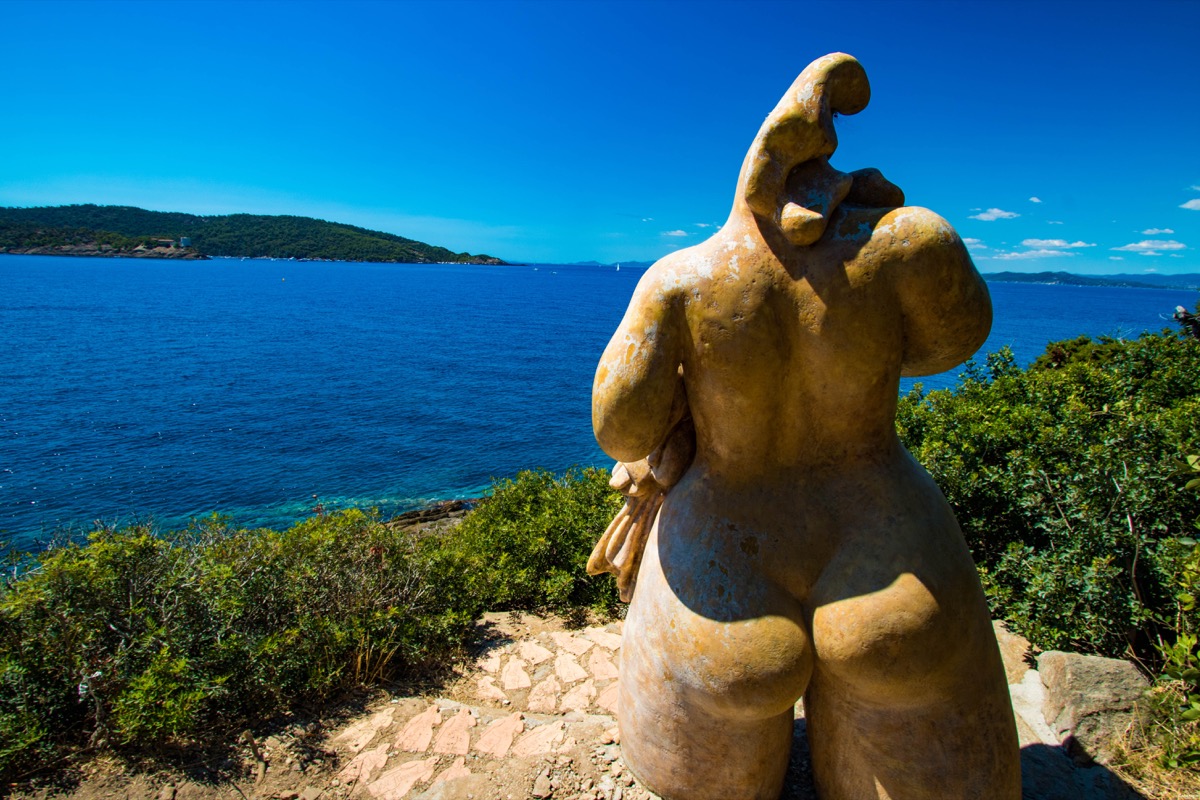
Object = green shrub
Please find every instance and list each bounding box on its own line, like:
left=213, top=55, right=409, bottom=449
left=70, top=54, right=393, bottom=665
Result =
left=897, top=332, right=1200, bottom=660
left=0, top=467, right=622, bottom=781
left=441, top=467, right=623, bottom=616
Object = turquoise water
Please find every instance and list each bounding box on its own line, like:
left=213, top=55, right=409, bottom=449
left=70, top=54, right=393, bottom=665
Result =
left=1, top=254, right=1194, bottom=546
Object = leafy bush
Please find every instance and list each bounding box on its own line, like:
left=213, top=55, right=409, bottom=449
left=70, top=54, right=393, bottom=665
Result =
left=897, top=332, right=1200, bottom=660
left=440, top=467, right=623, bottom=616
left=0, top=468, right=621, bottom=781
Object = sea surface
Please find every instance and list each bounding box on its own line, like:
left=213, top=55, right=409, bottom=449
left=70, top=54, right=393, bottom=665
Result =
left=1, top=254, right=1194, bottom=548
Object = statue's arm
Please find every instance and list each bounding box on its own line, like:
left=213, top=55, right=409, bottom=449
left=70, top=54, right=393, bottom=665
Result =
left=592, top=268, right=685, bottom=463
left=888, top=207, right=992, bottom=377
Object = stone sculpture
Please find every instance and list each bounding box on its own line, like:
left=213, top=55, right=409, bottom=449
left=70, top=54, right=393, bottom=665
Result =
left=589, top=53, right=1021, bottom=800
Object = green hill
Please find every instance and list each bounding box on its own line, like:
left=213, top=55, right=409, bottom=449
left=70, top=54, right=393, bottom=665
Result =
left=0, top=204, right=507, bottom=264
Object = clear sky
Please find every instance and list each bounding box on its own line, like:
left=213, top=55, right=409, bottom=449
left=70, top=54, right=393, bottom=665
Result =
left=2, top=0, right=1198, bottom=272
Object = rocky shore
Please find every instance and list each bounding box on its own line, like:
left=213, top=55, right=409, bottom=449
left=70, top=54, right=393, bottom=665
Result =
left=2, top=243, right=207, bottom=259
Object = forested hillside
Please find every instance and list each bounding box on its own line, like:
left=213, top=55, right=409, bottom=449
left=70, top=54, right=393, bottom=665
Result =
left=0, top=205, right=506, bottom=264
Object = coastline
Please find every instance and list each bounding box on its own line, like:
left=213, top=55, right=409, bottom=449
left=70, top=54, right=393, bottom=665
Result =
left=1, top=244, right=207, bottom=260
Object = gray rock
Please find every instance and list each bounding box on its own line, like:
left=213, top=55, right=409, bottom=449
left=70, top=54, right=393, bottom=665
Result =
left=1038, top=651, right=1149, bottom=765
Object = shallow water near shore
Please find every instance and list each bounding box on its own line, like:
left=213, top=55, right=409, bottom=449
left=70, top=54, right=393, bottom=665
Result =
left=1, top=253, right=1194, bottom=547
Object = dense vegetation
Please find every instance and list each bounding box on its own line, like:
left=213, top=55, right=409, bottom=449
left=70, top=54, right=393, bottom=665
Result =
left=0, top=469, right=620, bottom=782
left=0, top=205, right=506, bottom=264
left=896, top=326, right=1200, bottom=783
left=0, top=220, right=173, bottom=253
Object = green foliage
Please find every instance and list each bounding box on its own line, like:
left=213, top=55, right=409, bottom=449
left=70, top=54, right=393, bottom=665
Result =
left=897, top=332, right=1200, bottom=658
left=441, top=468, right=623, bottom=616
left=0, top=205, right=505, bottom=263
left=0, top=469, right=621, bottom=780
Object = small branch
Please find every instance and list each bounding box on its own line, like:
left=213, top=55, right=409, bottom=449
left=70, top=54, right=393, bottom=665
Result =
left=240, top=729, right=267, bottom=784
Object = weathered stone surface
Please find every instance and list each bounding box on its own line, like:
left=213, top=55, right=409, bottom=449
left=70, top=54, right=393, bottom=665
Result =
left=366, top=757, right=437, bottom=799
left=561, top=678, right=597, bottom=712
left=474, top=712, right=525, bottom=758
left=501, top=657, right=532, bottom=690
left=554, top=652, right=588, bottom=684
left=520, top=640, right=555, bottom=665
left=335, top=707, right=394, bottom=753
left=512, top=721, right=565, bottom=758
left=1038, top=650, right=1149, bottom=765
left=551, top=631, right=594, bottom=656
left=430, top=756, right=471, bottom=785
left=475, top=675, right=508, bottom=703
left=588, top=647, right=620, bottom=681
left=432, top=708, right=476, bottom=755
left=994, top=619, right=1033, bottom=684
left=338, top=743, right=389, bottom=784
left=596, top=681, right=620, bottom=715
left=527, top=675, right=563, bottom=713
left=395, top=705, right=442, bottom=752
left=589, top=52, right=1018, bottom=800
left=583, top=627, right=624, bottom=651
left=1009, top=668, right=1061, bottom=747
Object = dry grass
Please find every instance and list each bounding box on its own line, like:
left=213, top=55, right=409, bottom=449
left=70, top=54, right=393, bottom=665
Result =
left=1109, top=684, right=1200, bottom=800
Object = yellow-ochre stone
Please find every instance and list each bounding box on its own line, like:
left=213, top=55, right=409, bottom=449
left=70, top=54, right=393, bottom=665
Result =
left=590, top=53, right=1020, bottom=800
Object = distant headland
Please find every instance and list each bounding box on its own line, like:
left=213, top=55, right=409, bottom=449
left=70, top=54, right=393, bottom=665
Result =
left=0, top=204, right=507, bottom=265
left=981, top=270, right=1200, bottom=291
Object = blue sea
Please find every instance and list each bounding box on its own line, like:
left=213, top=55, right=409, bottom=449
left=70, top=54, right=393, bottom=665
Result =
left=1, top=254, right=1195, bottom=548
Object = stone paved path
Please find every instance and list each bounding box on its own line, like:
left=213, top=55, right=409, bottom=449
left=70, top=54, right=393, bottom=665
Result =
left=25, top=613, right=1145, bottom=800
left=299, top=616, right=1140, bottom=800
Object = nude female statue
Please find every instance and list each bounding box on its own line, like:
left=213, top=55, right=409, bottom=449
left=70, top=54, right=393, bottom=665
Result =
left=589, top=54, right=1020, bottom=800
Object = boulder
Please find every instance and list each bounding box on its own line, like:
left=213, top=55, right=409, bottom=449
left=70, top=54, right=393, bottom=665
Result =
left=994, top=619, right=1032, bottom=684
left=1037, top=651, right=1149, bottom=765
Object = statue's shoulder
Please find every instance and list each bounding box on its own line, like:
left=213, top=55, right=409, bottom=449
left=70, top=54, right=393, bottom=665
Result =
left=833, top=205, right=966, bottom=264
left=631, top=246, right=713, bottom=304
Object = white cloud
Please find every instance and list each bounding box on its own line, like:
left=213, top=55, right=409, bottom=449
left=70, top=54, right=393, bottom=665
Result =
left=969, top=208, right=1020, bottom=221
left=1181, top=199, right=1200, bottom=211
left=694, top=223, right=713, bottom=228
left=962, top=237, right=986, bottom=249
left=1029, top=196, right=1042, bottom=203
left=1109, top=256, right=1125, bottom=261
left=1111, top=240, right=1187, bottom=256
left=1190, top=185, right=1200, bottom=192
left=993, top=249, right=1075, bottom=260
left=1048, top=220, right=1064, bottom=225
left=662, top=230, right=688, bottom=237
left=641, top=217, right=654, bottom=222
left=1142, top=228, right=1174, bottom=235
left=1021, top=239, right=1095, bottom=248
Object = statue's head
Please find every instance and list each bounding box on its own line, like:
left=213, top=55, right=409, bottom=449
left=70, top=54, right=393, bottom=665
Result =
left=736, top=53, right=871, bottom=246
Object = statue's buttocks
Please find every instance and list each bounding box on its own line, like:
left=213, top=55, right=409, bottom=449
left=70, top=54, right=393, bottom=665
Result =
left=590, top=53, right=1020, bottom=800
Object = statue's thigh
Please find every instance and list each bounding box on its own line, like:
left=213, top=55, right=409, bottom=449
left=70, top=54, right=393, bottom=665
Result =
left=806, top=565, right=1020, bottom=799
left=616, top=533, right=811, bottom=800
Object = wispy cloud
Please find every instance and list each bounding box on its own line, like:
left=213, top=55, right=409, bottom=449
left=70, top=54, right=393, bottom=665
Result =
left=662, top=230, right=688, bottom=237
left=969, top=208, right=1020, bottom=221
left=1111, top=239, right=1187, bottom=256
left=694, top=223, right=713, bottom=228
left=1181, top=199, right=1200, bottom=211
left=1142, top=228, right=1174, bottom=235
left=962, top=237, right=986, bottom=249
left=1029, top=197, right=1042, bottom=203
left=641, top=217, right=654, bottom=222
left=993, top=249, right=1075, bottom=260
left=1021, top=238, right=1095, bottom=248
left=1110, top=256, right=1125, bottom=261
left=1048, top=220, right=1064, bottom=225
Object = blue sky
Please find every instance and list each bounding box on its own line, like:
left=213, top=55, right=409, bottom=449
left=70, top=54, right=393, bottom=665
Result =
left=2, top=0, right=1198, bottom=272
